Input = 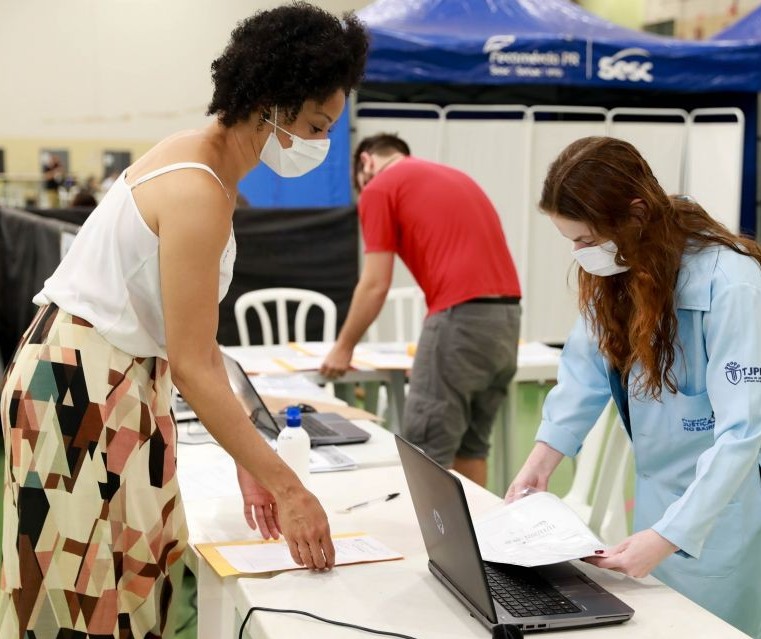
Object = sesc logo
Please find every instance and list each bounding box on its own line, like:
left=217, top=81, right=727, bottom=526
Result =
left=483, top=34, right=517, bottom=53
left=598, top=47, right=653, bottom=83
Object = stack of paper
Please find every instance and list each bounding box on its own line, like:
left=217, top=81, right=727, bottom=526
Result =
left=308, top=446, right=358, bottom=473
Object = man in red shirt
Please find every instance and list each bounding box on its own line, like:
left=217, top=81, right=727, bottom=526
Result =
left=321, top=133, right=521, bottom=486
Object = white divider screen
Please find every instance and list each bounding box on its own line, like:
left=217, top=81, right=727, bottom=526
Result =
left=607, top=108, right=689, bottom=196
left=525, top=107, right=608, bottom=343
left=352, top=102, right=746, bottom=346
left=685, top=108, right=744, bottom=233
left=439, top=106, right=530, bottom=291
left=353, top=103, right=443, bottom=162
left=353, top=104, right=445, bottom=292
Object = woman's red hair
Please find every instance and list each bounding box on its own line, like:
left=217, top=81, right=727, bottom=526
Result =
left=540, top=136, right=761, bottom=399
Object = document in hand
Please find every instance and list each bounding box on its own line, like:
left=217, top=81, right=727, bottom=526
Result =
left=474, top=492, right=605, bottom=567
left=196, top=534, right=403, bottom=577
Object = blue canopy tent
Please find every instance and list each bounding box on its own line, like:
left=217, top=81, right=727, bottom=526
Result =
left=712, top=5, right=761, bottom=41
left=357, top=0, right=761, bottom=233
left=358, top=0, right=761, bottom=91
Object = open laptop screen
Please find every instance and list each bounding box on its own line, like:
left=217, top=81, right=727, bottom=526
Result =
left=396, top=435, right=497, bottom=624
left=221, top=352, right=281, bottom=437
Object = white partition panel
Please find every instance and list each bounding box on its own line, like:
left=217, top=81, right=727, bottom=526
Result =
left=607, top=108, right=689, bottom=196
left=685, top=109, right=745, bottom=233
left=440, top=105, right=530, bottom=292
left=350, top=102, right=748, bottom=346
left=354, top=103, right=443, bottom=162
left=525, top=107, right=608, bottom=344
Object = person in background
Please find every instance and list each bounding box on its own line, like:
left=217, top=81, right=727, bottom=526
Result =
left=321, top=133, right=521, bottom=487
left=99, top=168, right=120, bottom=195
left=71, top=174, right=100, bottom=208
left=40, top=153, right=63, bottom=207
left=71, top=190, right=98, bottom=208
left=506, top=136, right=761, bottom=638
left=0, top=3, right=368, bottom=637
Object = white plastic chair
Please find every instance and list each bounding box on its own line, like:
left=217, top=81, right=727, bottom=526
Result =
left=562, top=400, right=633, bottom=545
left=364, top=286, right=426, bottom=420
left=234, top=287, right=337, bottom=346
left=366, top=286, right=426, bottom=343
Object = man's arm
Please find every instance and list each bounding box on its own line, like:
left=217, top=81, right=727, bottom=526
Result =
left=320, top=252, right=394, bottom=378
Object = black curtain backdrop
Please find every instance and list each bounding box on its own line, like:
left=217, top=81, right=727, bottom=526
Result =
left=0, top=205, right=358, bottom=366
left=219, top=206, right=358, bottom=346
left=0, top=207, right=80, bottom=364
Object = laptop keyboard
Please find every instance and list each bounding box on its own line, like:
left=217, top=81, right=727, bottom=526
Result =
left=295, top=414, right=338, bottom=438
left=484, top=564, right=581, bottom=618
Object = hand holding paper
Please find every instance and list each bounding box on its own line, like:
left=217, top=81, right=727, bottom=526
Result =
left=474, top=491, right=606, bottom=567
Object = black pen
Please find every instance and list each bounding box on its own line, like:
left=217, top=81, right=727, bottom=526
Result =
left=339, top=492, right=400, bottom=513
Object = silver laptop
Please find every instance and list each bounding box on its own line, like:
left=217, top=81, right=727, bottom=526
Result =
left=395, top=435, right=634, bottom=633
left=221, top=352, right=370, bottom=447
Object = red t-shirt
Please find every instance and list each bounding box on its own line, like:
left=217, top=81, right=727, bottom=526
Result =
left=359, top=156, right=521, bottom=316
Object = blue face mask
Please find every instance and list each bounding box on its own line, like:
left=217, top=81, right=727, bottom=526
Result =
left=259, top=106, right=330, bottom=178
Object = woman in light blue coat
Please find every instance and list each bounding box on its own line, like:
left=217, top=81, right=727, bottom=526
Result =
left=507, top=136, right=761, bottom=638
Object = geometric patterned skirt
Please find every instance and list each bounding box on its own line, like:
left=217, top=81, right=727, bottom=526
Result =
left=0, top=304, right=188, bottom=638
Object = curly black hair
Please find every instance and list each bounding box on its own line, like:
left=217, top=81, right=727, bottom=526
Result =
left=207, top=2, right=369, bottom=127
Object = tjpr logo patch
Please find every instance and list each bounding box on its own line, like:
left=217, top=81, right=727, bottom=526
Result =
left=724, top=361, right=761, bottom=384
left=725, top=361, right=742, bottom=385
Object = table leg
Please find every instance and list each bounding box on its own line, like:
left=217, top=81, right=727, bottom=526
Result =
left=196, top=560, right=236, bottom=638
left=487, top=381, right=513, bottom=496
left=362, top=381, right=380, bottom=415
left=385, top=371, right=406, bottom=434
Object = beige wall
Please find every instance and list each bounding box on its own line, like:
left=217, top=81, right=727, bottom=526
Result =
left=579, top=0, right=645, bottom=29
left=579, top=0, right=761, bottom=36
left=2, top=0, right=758, bottom=180
left=0, top=0, right=370, bottom=178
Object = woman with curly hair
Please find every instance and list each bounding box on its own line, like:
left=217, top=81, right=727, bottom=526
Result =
left=0, top=3, right=368, bottom=636
left=506, top=136, right=761, bottom=637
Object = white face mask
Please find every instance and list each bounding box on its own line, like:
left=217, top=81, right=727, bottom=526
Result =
left=572, top=240, right=629, bottom=276
left=259, top=107, right=330, bottom=178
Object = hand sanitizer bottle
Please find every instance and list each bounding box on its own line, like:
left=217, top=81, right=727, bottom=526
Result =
left=276, top=406, right=310, bottom=485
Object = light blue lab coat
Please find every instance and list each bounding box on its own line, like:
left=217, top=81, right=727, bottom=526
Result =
left=536, top=245, right=761, bottom=638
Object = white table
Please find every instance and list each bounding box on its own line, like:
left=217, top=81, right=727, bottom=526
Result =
left=222, top=343, right=409, bottom=431
left=221, top=341, right=562, bottom=482
left=177, top=419, right=399, bottom=638
left=177, top=413, right=749, bottom=639
left=232, top=464, right=751, bottom=639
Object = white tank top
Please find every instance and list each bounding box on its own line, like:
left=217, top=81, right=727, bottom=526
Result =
left=33, top=162, right=236, bottom=359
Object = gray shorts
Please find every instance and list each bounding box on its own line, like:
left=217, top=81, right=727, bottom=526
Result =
left=401, top=300, right=521, bottom=466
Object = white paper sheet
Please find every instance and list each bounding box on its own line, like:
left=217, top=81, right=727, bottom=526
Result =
left=309, top=446, right=357, bottom=473
left=474, top=492, right=605, bottom=567
left=272, top=355, right=325, bottom=372
left=216, top=535, right=402, bottom=574
left=288, top=342, right=336, bottom=357
left=220, top=347, right=290, bottom=374
left=252, top=374, right=337, bottom=402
